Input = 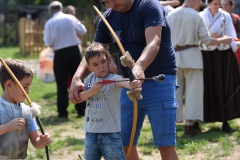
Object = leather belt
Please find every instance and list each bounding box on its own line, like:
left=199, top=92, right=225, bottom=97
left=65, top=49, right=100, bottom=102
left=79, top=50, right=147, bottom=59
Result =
left=174, top=45, right=199, bottom=52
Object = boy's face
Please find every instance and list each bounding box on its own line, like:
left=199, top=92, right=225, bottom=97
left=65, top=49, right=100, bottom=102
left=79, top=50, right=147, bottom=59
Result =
left=7, top=76, right=32, bottom=103
left=87, top=53, right=110, bottom=78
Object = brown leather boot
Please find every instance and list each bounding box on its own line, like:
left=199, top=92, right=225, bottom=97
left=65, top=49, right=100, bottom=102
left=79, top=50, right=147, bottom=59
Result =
left=184, top=125, right=198, bottom=136
left=193, top=122, right=202, bottom=134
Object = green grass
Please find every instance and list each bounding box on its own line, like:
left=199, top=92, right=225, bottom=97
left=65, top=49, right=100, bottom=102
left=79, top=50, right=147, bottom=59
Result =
left=1, top=46, right=240, bottom=159
left=0, top=46, right=38, bottom=60
left=0, top=46, right=25, bottom=59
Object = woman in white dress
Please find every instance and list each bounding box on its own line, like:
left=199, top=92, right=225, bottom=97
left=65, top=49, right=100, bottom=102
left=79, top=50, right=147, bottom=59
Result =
left=199, top=0, right=240, bottom=132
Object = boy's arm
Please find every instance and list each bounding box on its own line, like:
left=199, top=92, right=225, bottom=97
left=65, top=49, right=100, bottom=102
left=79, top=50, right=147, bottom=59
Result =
left=0, top=124, right=9, bottom=135
left=78, top=81, right=103, bottom=102
left=29, top=131, right=51, bottom=149
left=115, top=77, right=142, bottom=89
left=0, top=118, right=25, bottom=135
left=115, top=76, right=131, bottom=89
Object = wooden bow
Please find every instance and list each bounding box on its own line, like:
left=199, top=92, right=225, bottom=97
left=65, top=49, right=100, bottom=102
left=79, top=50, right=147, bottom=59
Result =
left=0, top=58, right=50, bottom=160
left=93, top=6, right=137, bottom=158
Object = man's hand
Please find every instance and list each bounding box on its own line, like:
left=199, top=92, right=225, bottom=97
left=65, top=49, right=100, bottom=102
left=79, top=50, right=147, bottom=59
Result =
left=129, top=79, right=142, bottom=90
left=132, top=64, right=145, bottom=83
left=69, top=77, right=86, bottom=104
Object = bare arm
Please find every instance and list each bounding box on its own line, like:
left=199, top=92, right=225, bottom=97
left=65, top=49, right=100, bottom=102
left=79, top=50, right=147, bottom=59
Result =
left=115, top=77, right=142, bottom=89
left=0, top=124, right=8, bottom=135
left=160, top=0, right=180, bottom=7
left=78, top=81, right=103, bottom=102
left=0, top=118, right=25, bottom=135
left=69, top=56, right=90, bottom=103
left=132, top=26, right=162, bottom=79
left=209, top=36, right=232, bottom=45
left=29, top=131, right=51, bottom=149
left=76, top=19, right=87, bottom=37
left=106, top=48, right=118, bottom=74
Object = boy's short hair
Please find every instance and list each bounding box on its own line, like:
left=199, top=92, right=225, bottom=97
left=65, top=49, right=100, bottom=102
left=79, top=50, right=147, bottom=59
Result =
left=0, top=59, right=33, bottom=90
left=85, top=44, right=108, bottom=64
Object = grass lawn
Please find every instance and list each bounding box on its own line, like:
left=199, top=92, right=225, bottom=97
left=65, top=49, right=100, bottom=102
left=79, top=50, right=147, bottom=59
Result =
left=1, top=46, right=240, bottom=160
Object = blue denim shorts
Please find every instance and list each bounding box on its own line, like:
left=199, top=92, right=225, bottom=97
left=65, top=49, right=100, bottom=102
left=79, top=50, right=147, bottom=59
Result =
left=84, top=132, right=126, bottom=160
left=120, top=74, right=178, bottom=147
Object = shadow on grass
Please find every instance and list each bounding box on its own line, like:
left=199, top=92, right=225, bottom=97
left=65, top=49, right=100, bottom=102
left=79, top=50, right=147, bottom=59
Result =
left=50, top=136, right=85, bottom=152
left=138, top=123, right=234, bottom=153
left=39, top=115, right=71, bottom=126
left=176, top=123, right=235, bottom=150
left=42, top=92, right=57, bottom=100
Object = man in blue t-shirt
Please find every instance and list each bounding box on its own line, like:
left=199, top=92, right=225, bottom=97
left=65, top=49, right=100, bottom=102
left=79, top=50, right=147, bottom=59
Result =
left=69, top=0, right=178, bottom=159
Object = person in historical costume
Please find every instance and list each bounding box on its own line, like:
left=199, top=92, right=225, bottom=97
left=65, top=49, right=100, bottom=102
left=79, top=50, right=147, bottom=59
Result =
left=221, top=0, right=240, bottom=70
left=0, top=59, right=51, bottom=159
left=167, top=0, right=232, bottom=136
left=200, top=0, right=240, bottom=132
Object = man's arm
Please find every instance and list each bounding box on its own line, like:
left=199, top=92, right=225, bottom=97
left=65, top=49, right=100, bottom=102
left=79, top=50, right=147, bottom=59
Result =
left=76, top=20, right=87, bottom=37
left=69, top=57, right=90, bottom=104
left=43, top=23, right=52, bottom=47
left=132, top=25, right=162, bottom=79
left=160, top=0, right=180, bottom=7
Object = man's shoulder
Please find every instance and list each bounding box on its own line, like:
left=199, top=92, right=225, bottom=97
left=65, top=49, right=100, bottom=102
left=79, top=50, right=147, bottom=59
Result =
left=64, top=13, right=77, bottom=20
left=169, top=7, right=198, bottom=15
left=46, top=13, right=75, bottom=23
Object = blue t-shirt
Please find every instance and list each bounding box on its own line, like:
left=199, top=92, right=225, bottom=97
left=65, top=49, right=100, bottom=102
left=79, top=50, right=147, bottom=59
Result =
left=94, top=0, right=177, bottom=78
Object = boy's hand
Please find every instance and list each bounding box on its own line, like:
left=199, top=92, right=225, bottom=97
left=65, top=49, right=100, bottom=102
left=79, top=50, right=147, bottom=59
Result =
left=91, top=81, right=104, bottom=94
left=40, top=132, right=52, bottom=146
left=7, top=118, right=25, bottom=132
